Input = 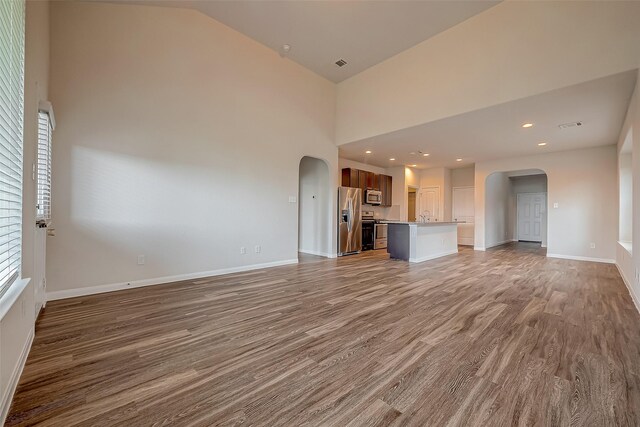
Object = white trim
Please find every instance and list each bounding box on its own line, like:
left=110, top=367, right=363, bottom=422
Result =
left=47, top=259, right=299, bottom=301
left=474, top=246, right=485, bottom=251
left=38, top=100, right=55, bottom=130
left=618, top=241, right=633, bottom=256
left=546, top=253, right=615, bottom=264
left=409, top=249, right=458, bottom=263
left=0, top=278, right=31, bottom=322
left=616, top=263, right=640, bottom=314
left=1, top=328, right=34, bottom=425
left=298, top=249, right=336, bottom=258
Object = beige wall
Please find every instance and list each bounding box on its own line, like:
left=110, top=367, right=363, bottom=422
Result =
left=336, top=1, right=640, bottom=145
left=451, top=166, right=474, bottom=188
left=299, top=157, right=331, bottom=257
left=1, top=0, right=49, bottom=421
left=475, top=146, right=618, bottom=262
left=47, top=1, right=338, bottom=298
left=484, top=172, right=510, bottom=248
left=616, top=70, right=640, bottom=309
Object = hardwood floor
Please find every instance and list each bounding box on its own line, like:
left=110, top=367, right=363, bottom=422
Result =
left=6, top=243, right=640, bottom=426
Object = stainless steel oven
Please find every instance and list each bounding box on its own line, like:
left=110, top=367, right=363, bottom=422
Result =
left=374, top=223, right=388, bottom=250
left=361, top=211, right=375, bottom=251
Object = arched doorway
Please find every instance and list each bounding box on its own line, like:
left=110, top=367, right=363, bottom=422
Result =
left=484, top=169, right=548, bottom=249
left=298, top=156, right=332, bottom=257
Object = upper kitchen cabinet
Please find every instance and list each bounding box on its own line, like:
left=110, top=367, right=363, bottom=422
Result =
left=341, top=168, right=392, bottom=206
left=342, top=168, right=360, bottom=189
left=379, top=174, right=393, bottom=207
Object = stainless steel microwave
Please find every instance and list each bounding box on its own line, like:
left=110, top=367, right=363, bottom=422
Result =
left=365, top=189, right=382, bottom=205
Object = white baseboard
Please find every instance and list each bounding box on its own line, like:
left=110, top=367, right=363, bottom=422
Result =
left=616, top=263, right=640, bottom=315
left=474, top=246, right=485, bottom=251
left=47, top=258, right=299, bottom=301
left=410, top=249, right=458, bottom=263
left=546, top=253, right=615, bottom=264
left=457, top=237, right=474, bottom=246
left=298, top=249, right=336, bottom=258
left=1, top=328, right=34, bottom=425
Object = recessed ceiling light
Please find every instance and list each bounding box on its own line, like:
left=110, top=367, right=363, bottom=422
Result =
left=365, top=150, right=372, bottom=154
left=389, top=158, right=395, bottom=161
left=522, top=123, right=533, bottom=128
left=456, top=158, right=463, bottom=162
left=410, top=164, right=417, bottom=167
left=422, top=153, right=430, bottom=157
left=409, top=152, right=416, bottom=155
left=538, top=142, right=547, bottom=146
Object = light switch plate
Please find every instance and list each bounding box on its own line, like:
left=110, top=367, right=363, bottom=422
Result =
left=553, top=202, right=559, bottom=208
left=289, top=196, right=297, bottom=203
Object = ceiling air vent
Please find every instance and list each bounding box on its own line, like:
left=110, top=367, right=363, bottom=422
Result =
left=558, top=121, right=583, bottom=129
left=335, top=59, right=347, bottom=67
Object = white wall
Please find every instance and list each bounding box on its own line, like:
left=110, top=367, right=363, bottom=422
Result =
left=1, top=0, right=49, bottom=421
left=336, top=1, right=640, bottom=145
left=299, top=157, right=331, bottom=257
left=47, top=1, right=338, bottom=298
left=484, top=172, right=510, bottom=249
left=508, top=174, right=548, bottom=247
left=616, top=69, right=640, bottom=309
left=475, top=146, right=618, bottom=262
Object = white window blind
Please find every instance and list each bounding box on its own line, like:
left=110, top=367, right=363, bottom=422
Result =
left=0, top=0, right=25, bottom=296
left=37, top=111, right=52, bottom=222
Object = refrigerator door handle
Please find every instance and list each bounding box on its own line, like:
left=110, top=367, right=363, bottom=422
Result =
left=347, top=198, right=353, bottom=232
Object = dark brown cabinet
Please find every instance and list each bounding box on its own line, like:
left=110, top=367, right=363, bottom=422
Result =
left=379, top=174, right=393, bottom=207
left=341, top=168, right=392, bottom=207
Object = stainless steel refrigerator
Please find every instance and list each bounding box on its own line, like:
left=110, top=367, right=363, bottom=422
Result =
left=338, top=187, right=362, bottom=256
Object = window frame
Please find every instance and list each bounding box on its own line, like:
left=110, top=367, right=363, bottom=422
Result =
left=0, top=0, right=26, bottom=299
left=36, top=102, right=54, bottom=224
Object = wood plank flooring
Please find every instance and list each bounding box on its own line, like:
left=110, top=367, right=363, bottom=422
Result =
left=6, top=243, right=640, bottom=426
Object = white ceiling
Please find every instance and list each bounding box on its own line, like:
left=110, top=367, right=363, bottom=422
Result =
left=117, top=0, right=499, bottom=83
left=339, top=70, right=638, bottom=170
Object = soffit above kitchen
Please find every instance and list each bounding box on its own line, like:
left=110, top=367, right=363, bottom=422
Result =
left=102, top=0, right=499, bottom=83
left=339, top=70, right=638, bottom=169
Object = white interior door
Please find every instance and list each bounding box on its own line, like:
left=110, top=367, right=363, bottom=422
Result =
left=517, top=192, right=545, bottom=242
left=418, top=187, right=440, bottom=221
left=452, top=187, right=474, bottom=223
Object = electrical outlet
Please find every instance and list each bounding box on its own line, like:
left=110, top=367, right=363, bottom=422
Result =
left=590, top=243, right=596, bottom=249
left=137, top=255, right=145, bottom=265
left=255, top=245, right=261, bottom=253
left=240, top=246, right=246, bottom=254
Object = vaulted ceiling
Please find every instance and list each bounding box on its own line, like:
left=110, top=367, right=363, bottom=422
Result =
left=110, top=0, right=499, bottom=82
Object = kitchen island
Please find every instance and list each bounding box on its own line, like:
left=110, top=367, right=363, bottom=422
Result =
left=384, top=222, right=458, bottom=263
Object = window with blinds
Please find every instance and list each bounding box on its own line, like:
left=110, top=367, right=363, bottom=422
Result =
left=37, top=111, right=52, bottom=222
left=0, top=0, right=25, bottom=296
